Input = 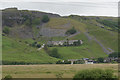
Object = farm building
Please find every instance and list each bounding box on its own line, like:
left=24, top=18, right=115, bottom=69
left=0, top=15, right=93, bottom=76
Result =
left=47, top=40, right=83, bottom=46
left=85, top=60, right=94, bottom=64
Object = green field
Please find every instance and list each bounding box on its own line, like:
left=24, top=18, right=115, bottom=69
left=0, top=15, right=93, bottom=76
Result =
left=49, top=44, right=107, bottom=60
left=2, top=36, right=59, bottom=64
left=2, top=64, right=118, bottom=78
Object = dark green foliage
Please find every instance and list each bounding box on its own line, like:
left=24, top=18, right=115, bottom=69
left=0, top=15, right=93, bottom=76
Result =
left=36, top=44, right=41, bottom=48
left=31, top=42, right=37, bottom=47
left=44, top=45, right=49, bottom=52
left=66, top=27, right=77, bottom=35
left=31, top=42, right=41, bottom=48
left=42, top=15, right=50, bottom=23
left=32, top=18, right=41, bottom=25
left=109, top=52, right=119, bottom=58
left=96, top=19, right=118, bottom=30
left=55, top=72, right=64, bottom=79
left=3, top=27, right=10, bottom=34
left=97, top=57, right=104, bottom=63
left=24, top=19, right=31, bottom=26
left=23, top=14, right=33, bottom=26
left=56, top=60, right=71, bottom=64
left=73, top=40, right=81, bottom=46
left=49, top=48, right=61, bottom=58
left=73, top=69, right=116, bottom=80
left=4, top=75, right=12, bottom=80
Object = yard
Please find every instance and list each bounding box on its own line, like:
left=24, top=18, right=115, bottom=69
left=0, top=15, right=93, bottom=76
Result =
left=2, top=64, right=118, bottom=78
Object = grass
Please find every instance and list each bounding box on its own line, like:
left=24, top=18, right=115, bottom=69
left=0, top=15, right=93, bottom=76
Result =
left=2, top=64, right=118, bottom=78
left=2, top=36, right=59, bottom=64
left=2, top=16, right=118, bottom=64
left=84, top=20, right=118, bottom=51
left=49, top=42, right=107, bottom=60
left=70, top=16, right=118, bottom=51
left=45, top=17, right=86, bottom=32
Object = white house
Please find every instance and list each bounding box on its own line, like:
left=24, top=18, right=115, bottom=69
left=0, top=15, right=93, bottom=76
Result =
left=47, top=40, right=83, bottom=46
left=85, top=60, right=94, bottom=64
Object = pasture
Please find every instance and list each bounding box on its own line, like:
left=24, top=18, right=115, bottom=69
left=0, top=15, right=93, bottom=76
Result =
left=2, top=64, right=118, bottom=78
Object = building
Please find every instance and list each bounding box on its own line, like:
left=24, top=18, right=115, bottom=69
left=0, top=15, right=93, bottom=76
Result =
left=47, top=40, right=83, bottom=46
left=85, top=60, right=94, bottom=64
left=68, top=59, right=78, bottom=65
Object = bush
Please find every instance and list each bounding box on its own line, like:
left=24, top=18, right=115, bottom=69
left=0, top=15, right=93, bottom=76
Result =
left=73, top=69, right=116, bottom=80
left=32, top=18, right=41, bottom=25
left=36, top=44, right=41, bottom=48
left=24, top=19, right=31, bottom=26
left=49, top=48, right=60, bottom=58
left=96, top=19, right=118, bottom=30
left=56, top=60, right=71, bottom=64
left=3, top=27, right=10, bottom=34
left=97, top=57, right=104, bottom=63
left=65, top=27, right=77, bottom=35
left=109, top=52, right=119, bottom=58
left=31, top=42, right=37, bottom=47
left=4, top=75, right=12, bottom=80
left=55, top=72, right=64, bottom=79
left=42, top=15, right=50, bottom=23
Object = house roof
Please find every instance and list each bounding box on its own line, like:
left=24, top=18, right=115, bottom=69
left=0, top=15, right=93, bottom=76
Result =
left=47, top=40, right=82, bottom=45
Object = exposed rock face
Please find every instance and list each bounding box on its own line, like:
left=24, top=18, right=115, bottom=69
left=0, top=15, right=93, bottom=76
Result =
left=2, top=8, right=61, bottom=39
left=40, top=27, right=66, bottom=37
left=2, top=8, right=60, bottom=27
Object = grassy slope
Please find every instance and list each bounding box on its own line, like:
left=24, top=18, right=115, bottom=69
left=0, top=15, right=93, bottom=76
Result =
left=49, top=41, right=107, bottom=60
left=2, top=16, right=118, bottom=63
left=2, top=36, right=59, bottom=64
left=81, top=19, right=118, bottom=51
left=46, top=17, right=109, bottom=59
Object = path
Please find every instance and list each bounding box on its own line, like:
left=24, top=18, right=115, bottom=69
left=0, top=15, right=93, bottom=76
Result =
left=65, top=31, right=80, bottom=39
left=37, top=44, right=45, bottom=50
left=84, top=32, right=114, bottom=54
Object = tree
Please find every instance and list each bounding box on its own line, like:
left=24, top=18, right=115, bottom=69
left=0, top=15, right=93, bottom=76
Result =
left=77, top=40, right=81, bottom=45
left=42, top=15, right=50, bottom=23
left=36, top=44, right=41, bottom=48
left=73, top=69, right=116, bottom=80
left=97, top=57, right=104, bottom=63
left=50, top=48, right=60, bottom=58
left=66, top=39, right=69, bottom=46
left=65, top=27, right=77, bottom=35
left=4, top=75, right=12, bottom=80
left=31, top=42, right=37, bottom=47
left=109, top=52, right=119, bottom=58
left=3, top=27, right=10, bottom=34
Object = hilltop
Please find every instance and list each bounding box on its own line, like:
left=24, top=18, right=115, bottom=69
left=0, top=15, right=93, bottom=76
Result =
left=2, top=8, right=119, bottom=64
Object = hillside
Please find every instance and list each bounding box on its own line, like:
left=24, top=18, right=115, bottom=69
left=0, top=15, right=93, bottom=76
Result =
left=2, top=8, right=118, bottom=64
left=2, top=36, right=59, bottom=64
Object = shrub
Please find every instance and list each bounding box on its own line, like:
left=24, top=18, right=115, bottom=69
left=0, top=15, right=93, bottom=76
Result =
left=65, top=27, right=77, bottom=35
left=73, top=69, right=116, bottom=80
left=49, top=48, right=60, bottom=58
left=4, top=75, right=12, bottom=80
left=96, top=19, right=118, bottom=30
left=24, top=19, right=31, bottom=26
left=97, top=57, right=104, bottom=63
left=109, top=52, right=119, bottom=58
left=32, top=18, right=41, bottom=25
left=3, top=27, right=10, bottom=34
left=55, top=72, right=64, bottom=79
left=36, top=44, right=41, bottom=48
left=56, top=60, right=71, bottom=64
left=42, top=15, right=49, bottom=23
